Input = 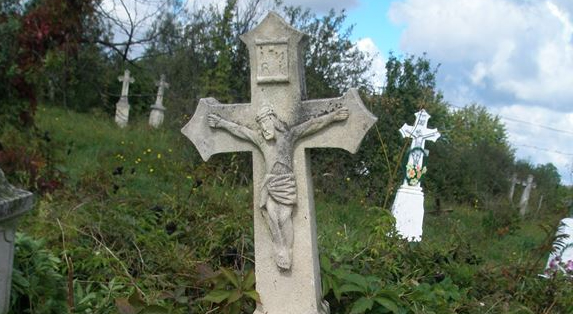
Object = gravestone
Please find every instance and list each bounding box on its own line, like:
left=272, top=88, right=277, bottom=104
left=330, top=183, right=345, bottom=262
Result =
left=149, top=74, right=169, bottom=128
left=519, top=174, right=536, bottom=216
left=0, top=168, right=34, bottom=314
left=508, top=173, right=518, bottom=201
left=182, top=12, right=376, bottom=314
left=115, top=69, right=135, bottom=128
left=391, top=109, right=440, bottom=241
left=543, top=217, right=573, bottom=277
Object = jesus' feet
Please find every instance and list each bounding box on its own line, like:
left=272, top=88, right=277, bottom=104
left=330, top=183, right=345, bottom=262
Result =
left=276, top=247, right=292, bottom=270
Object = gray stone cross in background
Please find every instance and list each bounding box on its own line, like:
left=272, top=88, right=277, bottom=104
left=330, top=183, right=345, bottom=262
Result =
left=149, top=74, right=170, bottom=128
left=519, top=174, right=536, bottom=216
left=182, top=12, right=376, bottom=314
left=115, top=69, right=135, bottom=128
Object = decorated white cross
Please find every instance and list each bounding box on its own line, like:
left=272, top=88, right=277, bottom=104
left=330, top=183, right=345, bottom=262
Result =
left=399, top=109, right=441, bottom=187
left=182, top=12, right=376, bottom=314
left=391, top=109, right=440, bottom=241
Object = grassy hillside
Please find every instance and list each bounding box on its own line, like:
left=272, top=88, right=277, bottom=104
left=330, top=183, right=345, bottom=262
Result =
left=2, top=106, right=572, bottom=313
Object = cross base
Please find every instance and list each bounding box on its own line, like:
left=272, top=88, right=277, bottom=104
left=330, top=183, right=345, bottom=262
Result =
left=253, top=299, right=329, bottom=314
left=115, top=100, right=130, bottom=128
left=391, top=185, right=425, bottom=242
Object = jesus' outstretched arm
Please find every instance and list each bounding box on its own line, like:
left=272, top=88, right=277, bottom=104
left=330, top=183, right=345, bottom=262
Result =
left=291, top=107, right=349, bottom=140
left=208, top=114, right=260, bottom=144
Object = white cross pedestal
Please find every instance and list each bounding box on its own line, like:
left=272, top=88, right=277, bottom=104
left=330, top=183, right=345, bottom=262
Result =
left=391, top=109, right=440, bottom=241
left=0, top=168, right=34, bottom=314
left=149, top=74, right=169, bottom=128
left=182, top=12, right=376, bottom=314
left=543, top=218, right=573, bottom=277
left=115, top=69, right=135, bottom=128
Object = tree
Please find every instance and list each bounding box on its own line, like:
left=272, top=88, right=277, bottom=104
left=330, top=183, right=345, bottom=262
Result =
left=428, top=104, right=515, bottom=203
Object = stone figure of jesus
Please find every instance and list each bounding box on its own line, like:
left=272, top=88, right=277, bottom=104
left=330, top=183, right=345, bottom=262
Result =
left=207, top=106, right=349, bottom=270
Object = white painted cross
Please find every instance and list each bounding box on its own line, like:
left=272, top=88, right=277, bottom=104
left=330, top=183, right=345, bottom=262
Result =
left=182, top=12, right=376, bottom=314
left=149, top=74, right=170, bottom=128
left=391, top=109, right=440, bottom=241
left=115, top=69, right=135, bottom=128
left=399, top=109, right=441, bottom=188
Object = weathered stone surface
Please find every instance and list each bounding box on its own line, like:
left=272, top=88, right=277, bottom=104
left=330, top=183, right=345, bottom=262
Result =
left=0, top=168, right=34, bottom=314
left=182, top=12, right=376, bottom=314
left=519, top=174, right=536, bottom=216
left=391, top=109, right=440, bottom=241
left=149, top=74, right=169, bottom=128
left=115, top=69, right=135, bottom=128
left=508, top=173, right=518, bottom=201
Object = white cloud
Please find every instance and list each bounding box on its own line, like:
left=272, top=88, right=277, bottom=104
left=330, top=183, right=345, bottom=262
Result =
left=389, top=0, right=573, bottom=112
left=389, top=0, right=573, bottom=184
left=280, top=0, right=360, bottom=13
left=356, top=37, right=386, bottom=90
left=494, top=105, right=573, bottom=184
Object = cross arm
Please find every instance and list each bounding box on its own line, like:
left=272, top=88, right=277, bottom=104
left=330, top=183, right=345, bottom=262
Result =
left=297, top=88, right=377, bottom=153
left=291, top=107, right=348, bottom=140
left=423, top=129, right=441, bottom=142
left=181, top=98, right=256, bottom=161
left=399, top=124, right=414, bottom=139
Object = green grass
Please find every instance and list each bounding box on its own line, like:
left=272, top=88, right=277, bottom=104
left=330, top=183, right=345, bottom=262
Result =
left=2, top=105, right=572, bottom=313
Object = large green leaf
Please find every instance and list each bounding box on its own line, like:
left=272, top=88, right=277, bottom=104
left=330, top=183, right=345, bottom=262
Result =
left=374, top=297, right=399, bottom=313
left=242, top=269, right=256, bottom=290
left=203, top=289, right=232, bottom=303
left=349, top=297, right=374, bottom=314
left=244, top=290, right=261, bottom=302
left=339, top=283, right=364, bottom=294
left=140, top=305, right=169, bottom=314
left=342, top=273, right=368, bottom=290
left=220, top=268, right=240, bottom=288
left=226, top=290, right=242, bottom=304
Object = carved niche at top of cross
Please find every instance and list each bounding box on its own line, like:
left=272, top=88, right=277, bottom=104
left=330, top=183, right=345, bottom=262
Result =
left=182, top=12, right=376, bottom=314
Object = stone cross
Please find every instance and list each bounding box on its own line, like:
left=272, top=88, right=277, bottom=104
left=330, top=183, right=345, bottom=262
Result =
left=0, top=168, right=34, bottom=314
left=182, top=12, right=376, bottom=314
left=115, top=69, right=135, bottom=128
left=391, top=109, right=440, bottom=241
left=519, top=174, right=536, bottom=216
left=149, top=74, right=170, bottom=128
left=399, top=109, right=440, bottom=188
left=508, top=173, right=518, bottom=201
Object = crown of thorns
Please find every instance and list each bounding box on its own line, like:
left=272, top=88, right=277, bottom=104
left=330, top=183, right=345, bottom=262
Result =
left=255, top=106, right=276, bottom=123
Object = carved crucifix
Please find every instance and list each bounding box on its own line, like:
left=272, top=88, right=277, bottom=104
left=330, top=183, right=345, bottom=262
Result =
left=399, top=109, right=440, bottom=187
left=182, top=12, right=376, bottom=314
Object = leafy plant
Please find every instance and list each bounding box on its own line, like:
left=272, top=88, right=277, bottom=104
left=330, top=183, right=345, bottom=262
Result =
left=201, top=267, right=259, bottom=314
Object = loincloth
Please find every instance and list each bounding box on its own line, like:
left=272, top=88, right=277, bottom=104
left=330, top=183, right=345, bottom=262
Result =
left=260, top=173, right=297, bottom=209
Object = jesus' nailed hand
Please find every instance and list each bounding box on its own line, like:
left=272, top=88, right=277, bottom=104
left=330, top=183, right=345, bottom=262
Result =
left=207, top=106, right=349, bottom=270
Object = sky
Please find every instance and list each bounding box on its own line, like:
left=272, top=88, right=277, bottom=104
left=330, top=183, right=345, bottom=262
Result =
left=337, top=0, right=573, bottom=185
left=104, top=0, right=573, bottom=185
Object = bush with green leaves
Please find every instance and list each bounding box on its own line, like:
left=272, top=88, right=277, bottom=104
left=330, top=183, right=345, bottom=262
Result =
left=10, top=232, right=67, bottom=314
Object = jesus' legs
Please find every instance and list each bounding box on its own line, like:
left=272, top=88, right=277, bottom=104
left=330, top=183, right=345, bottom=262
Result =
left=264, top=199, right=293, bottom=270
